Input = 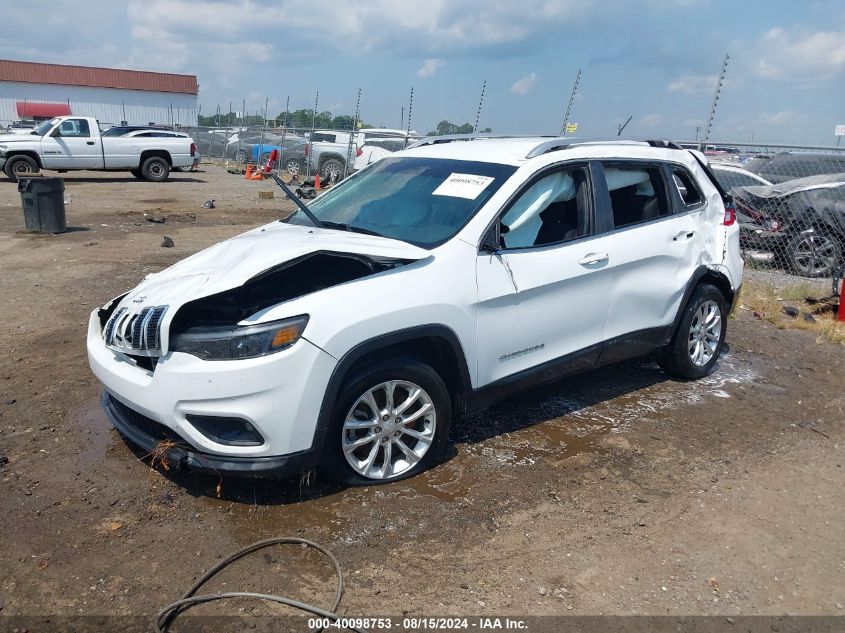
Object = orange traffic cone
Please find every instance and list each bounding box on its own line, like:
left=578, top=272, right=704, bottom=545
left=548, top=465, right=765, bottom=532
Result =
left=314, top=172, right=321, bottom=190
left=243, top=164, right=253, bottom=179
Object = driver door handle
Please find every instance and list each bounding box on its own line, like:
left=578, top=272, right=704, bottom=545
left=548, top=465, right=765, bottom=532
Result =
left=579, top=252, right=609, bottom=266
left=86, top=141, right=95, bottom=145
left=673, top=230, right=695, bottom=241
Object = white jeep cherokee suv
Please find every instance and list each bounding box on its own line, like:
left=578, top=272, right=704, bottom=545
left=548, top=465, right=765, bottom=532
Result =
left=87, top=136, right=743, bottom=485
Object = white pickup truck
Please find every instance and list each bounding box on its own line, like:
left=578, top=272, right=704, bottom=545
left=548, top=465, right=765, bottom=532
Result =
left=0, top=116, right=196, bottom=182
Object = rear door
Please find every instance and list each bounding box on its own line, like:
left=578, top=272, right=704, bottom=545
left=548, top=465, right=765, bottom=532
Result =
left=475, top=162, right=613, bottom=386
left=40, top=118, right=102, bottom=169
left=596, top=160, right=708, bottom=357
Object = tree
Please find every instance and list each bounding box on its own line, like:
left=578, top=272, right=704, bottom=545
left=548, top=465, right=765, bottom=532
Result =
left=427, top=120, right=487, bottom=135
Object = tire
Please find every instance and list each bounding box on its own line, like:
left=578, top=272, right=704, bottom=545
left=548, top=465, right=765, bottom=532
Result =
left=234, top=149, right=248, bottom=164
left=284, top=159, right=301, bottom=177
left=4, top=155, right=39, bottom=182
left=659, top=283, right=728, bottom=380
left=141, top=156, right=170, bottom=182
left=787, top=230, right=841, bottom=278
left=320, top=157, right=344, bottom=182
left=130, top=169, right=144, bottom=179
left=321, top=357, right=452, bottom=486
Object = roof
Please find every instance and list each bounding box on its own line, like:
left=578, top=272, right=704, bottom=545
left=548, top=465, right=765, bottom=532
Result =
left=401, top=136, right=693, bottom=167
left=0, top=59, right=198, bottom=95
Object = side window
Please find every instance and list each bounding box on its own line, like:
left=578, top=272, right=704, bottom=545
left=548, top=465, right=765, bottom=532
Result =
left=602, top=163, right=669, bottom=228
left=670, top=167, right=703, bottom=206
left=57, top=119, right=91, bottom=138
left=499, top=166, right=591, bottom=249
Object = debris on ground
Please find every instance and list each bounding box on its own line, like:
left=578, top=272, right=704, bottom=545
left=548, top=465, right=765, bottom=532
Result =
left=160, top=236, right=174, bottom=248
left=201, top=199, right=215, bottom=209
left=146, top=216, right=166, bottom=224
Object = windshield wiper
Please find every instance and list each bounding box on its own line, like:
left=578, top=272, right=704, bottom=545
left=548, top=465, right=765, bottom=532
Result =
left=270, top=174, right=324, bottom=228
left=320, top=221, right=384, bottom=237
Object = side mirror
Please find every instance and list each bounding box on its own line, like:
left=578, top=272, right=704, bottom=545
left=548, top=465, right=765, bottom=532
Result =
left=480, top=224, right=502, bottom=253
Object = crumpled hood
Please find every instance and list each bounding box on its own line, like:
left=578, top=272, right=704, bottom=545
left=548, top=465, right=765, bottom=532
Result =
left=118, top=222, right=429, bottom=312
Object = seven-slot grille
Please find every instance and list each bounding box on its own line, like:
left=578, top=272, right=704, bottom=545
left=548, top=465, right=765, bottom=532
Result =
left=104, top=305, right=168, bottom=355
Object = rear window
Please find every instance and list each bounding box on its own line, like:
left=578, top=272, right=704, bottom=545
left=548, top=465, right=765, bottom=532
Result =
left=670, top=167, right=704, bottom=206
left=601, top=163, right=669, bottom=228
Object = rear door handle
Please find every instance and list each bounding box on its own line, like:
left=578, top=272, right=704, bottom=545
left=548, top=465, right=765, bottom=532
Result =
left=86, top=141, right=95, bottom=145
left=578, top=252, right=609, bottom=266
left=673, top=230, right=695, bottom=241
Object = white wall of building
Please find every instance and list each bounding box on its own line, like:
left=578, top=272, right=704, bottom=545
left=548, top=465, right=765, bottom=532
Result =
left=0, top=81, right=197, bottom=127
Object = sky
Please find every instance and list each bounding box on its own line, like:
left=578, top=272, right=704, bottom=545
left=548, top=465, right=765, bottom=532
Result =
left=1, top=0, right=844, bottom=144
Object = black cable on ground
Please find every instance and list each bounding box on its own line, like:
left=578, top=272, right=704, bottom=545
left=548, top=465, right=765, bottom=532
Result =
left=154, top=536, right=368, bottom=633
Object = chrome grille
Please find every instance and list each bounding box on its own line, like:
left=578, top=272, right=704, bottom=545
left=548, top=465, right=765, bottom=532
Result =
left=104, top=305, right=168, bottom=356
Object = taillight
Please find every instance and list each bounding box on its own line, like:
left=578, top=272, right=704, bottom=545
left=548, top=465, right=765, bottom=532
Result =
left=355, top=147, right=363, bottom=157
left=304, top=144, right=310, bottom=156
left=723, top=204, right=736, bottom=226
left=190, top=142, right=196, bottom=156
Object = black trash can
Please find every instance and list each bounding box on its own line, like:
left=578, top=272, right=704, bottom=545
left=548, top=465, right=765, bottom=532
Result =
left=19, top=177, right=66, bottom=234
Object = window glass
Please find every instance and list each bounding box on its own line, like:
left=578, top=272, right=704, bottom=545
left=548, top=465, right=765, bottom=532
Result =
left=603, top=164, right=669, bottom=227
left=287, top=157, right=516, bottom=248
left=670, top=167, right=703, bottom=206
left=712, top=169, right=764, bottom=190
left=499, top=166, right=591, bottom=248
left=57, top=119, right=90, bottom=138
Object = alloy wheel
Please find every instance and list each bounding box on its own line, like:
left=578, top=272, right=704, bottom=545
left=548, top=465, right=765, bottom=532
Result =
left=342, top=380, right=436, bottom=480
left=688, top=300, right=721, bottom=367
left=791, top=234, right=838, bottom=277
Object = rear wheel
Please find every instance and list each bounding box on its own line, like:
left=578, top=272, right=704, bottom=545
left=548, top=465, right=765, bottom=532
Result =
left=234, top=149, right=248, bottom=164
left=321, top=357, right=451, bottom=485
left=284, top=159, right=301, bottom=177
left=320, top=157, right=344, bottom=182
left=4, top=155, right=39, bottom=182
left=787, top=230, right=841, bottom=278
left=659, top=283, right=727, bottom=379
left=141, top=156, right=170, bottom=182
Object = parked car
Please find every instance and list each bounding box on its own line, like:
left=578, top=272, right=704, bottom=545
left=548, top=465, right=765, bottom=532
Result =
left=0, top=116, right=196, bottom=182
left=6, top=119, right=38, bottom=135
left=87, top=137, right=741, bottom=484
left=745, top=152, right=845, bottom=184
left=710, top=162, right=772, bottom=191
left=732, top=173, right=845, bottom=277
left=353, top=138, right=410, bottom=171
left=248, top=136, right=308, bottom=175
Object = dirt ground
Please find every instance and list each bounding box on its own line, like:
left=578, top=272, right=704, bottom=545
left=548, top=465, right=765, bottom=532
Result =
left=0, top=166, right=843, bottom=629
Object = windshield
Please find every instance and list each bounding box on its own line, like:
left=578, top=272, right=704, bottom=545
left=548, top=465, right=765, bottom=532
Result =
left=286, top=157, right=516, bottom=248
left=34, top=118, right=60, bottom=136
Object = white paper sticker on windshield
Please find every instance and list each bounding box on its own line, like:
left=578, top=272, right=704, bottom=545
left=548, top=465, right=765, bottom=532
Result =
left=432, top=173, right=495, bottom=200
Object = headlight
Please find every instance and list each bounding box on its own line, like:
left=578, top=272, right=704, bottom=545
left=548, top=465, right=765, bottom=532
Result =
left=170, top=315, right=308, bottom=360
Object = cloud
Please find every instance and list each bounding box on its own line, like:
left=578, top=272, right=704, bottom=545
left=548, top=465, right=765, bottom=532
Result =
left=510, top=72, right=537, bottom=95
left=638, top=113, right=663, bottom=128
left=751, top=27, right=845, bottom=81
left=667, top=73, right=717, bottom=94
left=755, top=110, right=807, bottom=127
left=417, top=59, right=443, bottom=78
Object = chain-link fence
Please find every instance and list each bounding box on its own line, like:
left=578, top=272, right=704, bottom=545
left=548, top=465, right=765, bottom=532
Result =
left=675, top=142, right=845, bottom=289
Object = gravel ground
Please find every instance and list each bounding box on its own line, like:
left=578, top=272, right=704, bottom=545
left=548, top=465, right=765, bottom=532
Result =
left=0, top=166, right=843, bottom=630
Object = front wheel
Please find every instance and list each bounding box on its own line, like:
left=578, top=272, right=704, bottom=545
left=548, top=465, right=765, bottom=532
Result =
left=234, top=149, right=248, bottom=164
left=284, top=159, right=301, bottom=177
left=321, top=358, right=451, bottom=485
left=787, top=230, right=841, bottom=278
left=659, top=283, right=727, bottom=380
left=141, top=156, right=170, bottom=182
left=4, top=155, right=39, bottom=182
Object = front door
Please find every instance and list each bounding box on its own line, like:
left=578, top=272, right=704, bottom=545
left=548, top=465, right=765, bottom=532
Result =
left=475, top=163, right=612, bottom=387
left=40, top=118, right=102, bottom=169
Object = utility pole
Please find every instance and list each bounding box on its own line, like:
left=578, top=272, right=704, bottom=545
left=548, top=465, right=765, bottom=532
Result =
left=559, top=68, right=581, bottom=136
left=617, top=115, right=632, bottom=136
left=473, top=79, right=486, bottom=133
left=400, top=106, right=404, bottom=131
left=701, top=53, right=729, bottom=149
left=405, top=87, right=414, bottom=145
left=695, top=126, right=701, bottom=141
left=343, top=88, right=362, bottom=180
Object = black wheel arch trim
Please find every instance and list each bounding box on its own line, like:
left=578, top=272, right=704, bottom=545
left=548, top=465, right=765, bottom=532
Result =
left=660, top=265, right=734, bottom=347
left=312, top=324, right=473, bottom=460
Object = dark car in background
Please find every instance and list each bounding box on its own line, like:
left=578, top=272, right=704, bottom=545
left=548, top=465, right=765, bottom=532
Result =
left=733, top=174, right=845, bottom=278
left=745, top=152, right=845, bottom=184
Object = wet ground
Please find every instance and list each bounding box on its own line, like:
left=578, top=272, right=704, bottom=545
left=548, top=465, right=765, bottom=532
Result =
left=0, top=166, right=843, bottom=624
